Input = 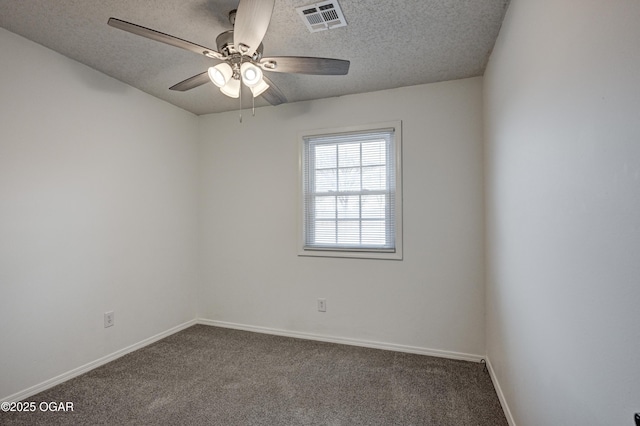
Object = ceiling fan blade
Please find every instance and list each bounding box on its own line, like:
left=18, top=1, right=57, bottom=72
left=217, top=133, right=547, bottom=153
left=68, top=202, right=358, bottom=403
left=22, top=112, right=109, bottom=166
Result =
left=233, top=0, right=275, bottom=57
left=260, top=76, right=287, bottom=106
left=169, top=71, right=211, bottom=91
left=108, top=18, right=224, bottom=60
left=259, top=56, right=350, bottom=75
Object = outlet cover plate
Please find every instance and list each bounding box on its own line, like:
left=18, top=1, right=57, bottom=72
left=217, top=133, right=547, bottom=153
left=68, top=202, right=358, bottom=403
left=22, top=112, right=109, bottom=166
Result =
left=317, top=298, right=327, bottom=312
left=104, top=311, right=114, bottom=328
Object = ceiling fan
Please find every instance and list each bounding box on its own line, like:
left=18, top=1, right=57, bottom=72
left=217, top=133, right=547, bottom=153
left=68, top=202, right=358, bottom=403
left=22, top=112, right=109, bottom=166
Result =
left=108, top=0, right=350, bottom=107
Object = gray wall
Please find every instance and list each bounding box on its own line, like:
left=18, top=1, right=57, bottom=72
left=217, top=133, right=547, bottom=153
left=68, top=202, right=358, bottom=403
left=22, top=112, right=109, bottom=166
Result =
left=0, top=28, right=200, bottom=400
left=198, top=78, right=487, bottom=359
left=484, top=0, right=640, bottom=424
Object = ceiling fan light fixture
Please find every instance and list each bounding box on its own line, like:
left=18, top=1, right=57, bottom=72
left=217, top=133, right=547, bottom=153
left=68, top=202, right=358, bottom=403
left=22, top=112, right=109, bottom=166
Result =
left=220, top=77, right=241, bottom=98
left=250, top=79, right=270, bottom=97
left=208, top=63, right=233, bottom=88
left=240, top=62, right=263, bottom=87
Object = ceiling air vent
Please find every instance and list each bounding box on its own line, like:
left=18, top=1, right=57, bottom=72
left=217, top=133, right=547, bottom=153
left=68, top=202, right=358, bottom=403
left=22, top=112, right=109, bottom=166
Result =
left=296, top=1, right=347, bottom=33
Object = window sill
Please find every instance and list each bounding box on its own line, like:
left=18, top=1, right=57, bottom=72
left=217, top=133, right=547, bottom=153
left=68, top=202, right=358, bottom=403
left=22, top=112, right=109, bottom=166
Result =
left=298, top=248, right=403, bottom=260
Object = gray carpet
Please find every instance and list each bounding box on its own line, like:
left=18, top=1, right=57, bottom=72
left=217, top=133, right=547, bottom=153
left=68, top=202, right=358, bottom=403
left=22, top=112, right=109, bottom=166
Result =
left=2, top=325, right=508, bottom=425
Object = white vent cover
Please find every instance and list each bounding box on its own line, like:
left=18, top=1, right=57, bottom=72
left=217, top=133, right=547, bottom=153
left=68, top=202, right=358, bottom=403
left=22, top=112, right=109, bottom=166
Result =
left=296, top=1, right=347, bottom=33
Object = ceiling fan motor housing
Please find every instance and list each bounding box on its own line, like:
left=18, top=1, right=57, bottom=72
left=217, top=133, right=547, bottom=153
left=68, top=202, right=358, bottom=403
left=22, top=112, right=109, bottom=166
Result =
left=216, top=30, right=263, bottom=60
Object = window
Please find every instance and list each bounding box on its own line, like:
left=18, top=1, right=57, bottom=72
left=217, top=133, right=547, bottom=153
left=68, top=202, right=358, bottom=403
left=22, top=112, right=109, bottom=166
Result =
left=299, top=121, right=402, bottom=260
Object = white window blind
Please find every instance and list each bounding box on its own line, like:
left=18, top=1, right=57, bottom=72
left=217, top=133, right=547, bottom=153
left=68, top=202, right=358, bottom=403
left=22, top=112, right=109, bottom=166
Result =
left=301, top=127, right=398, bottom=254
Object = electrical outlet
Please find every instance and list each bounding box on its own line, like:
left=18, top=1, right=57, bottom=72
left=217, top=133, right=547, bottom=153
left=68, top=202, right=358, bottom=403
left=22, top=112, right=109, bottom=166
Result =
left=317, top=298, right=327, bottom=312
left=104, top=311, right=114, bottom=328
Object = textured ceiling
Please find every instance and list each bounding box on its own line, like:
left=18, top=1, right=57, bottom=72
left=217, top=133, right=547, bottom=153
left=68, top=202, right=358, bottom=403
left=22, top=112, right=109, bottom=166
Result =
left=0, top=0, right=510, bottom=115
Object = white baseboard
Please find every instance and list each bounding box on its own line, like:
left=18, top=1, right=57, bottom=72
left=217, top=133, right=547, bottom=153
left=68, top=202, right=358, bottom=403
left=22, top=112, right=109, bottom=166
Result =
left=485, top=356, right=516, bottom=426
left=1, top=319, right=197, bottom=403
left=197, top=318, right=484, bottom=363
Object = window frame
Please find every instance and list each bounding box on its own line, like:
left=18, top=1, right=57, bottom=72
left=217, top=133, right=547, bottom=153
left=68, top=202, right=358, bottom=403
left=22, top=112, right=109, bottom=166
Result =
left=298, top=121, right=403, bottom=260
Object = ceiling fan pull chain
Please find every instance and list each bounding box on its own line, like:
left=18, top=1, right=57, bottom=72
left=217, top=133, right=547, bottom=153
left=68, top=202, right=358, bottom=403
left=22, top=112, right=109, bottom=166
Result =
left=252, top=94, right=256, bottom=117
left=239, top=77, right=243, bottom=123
